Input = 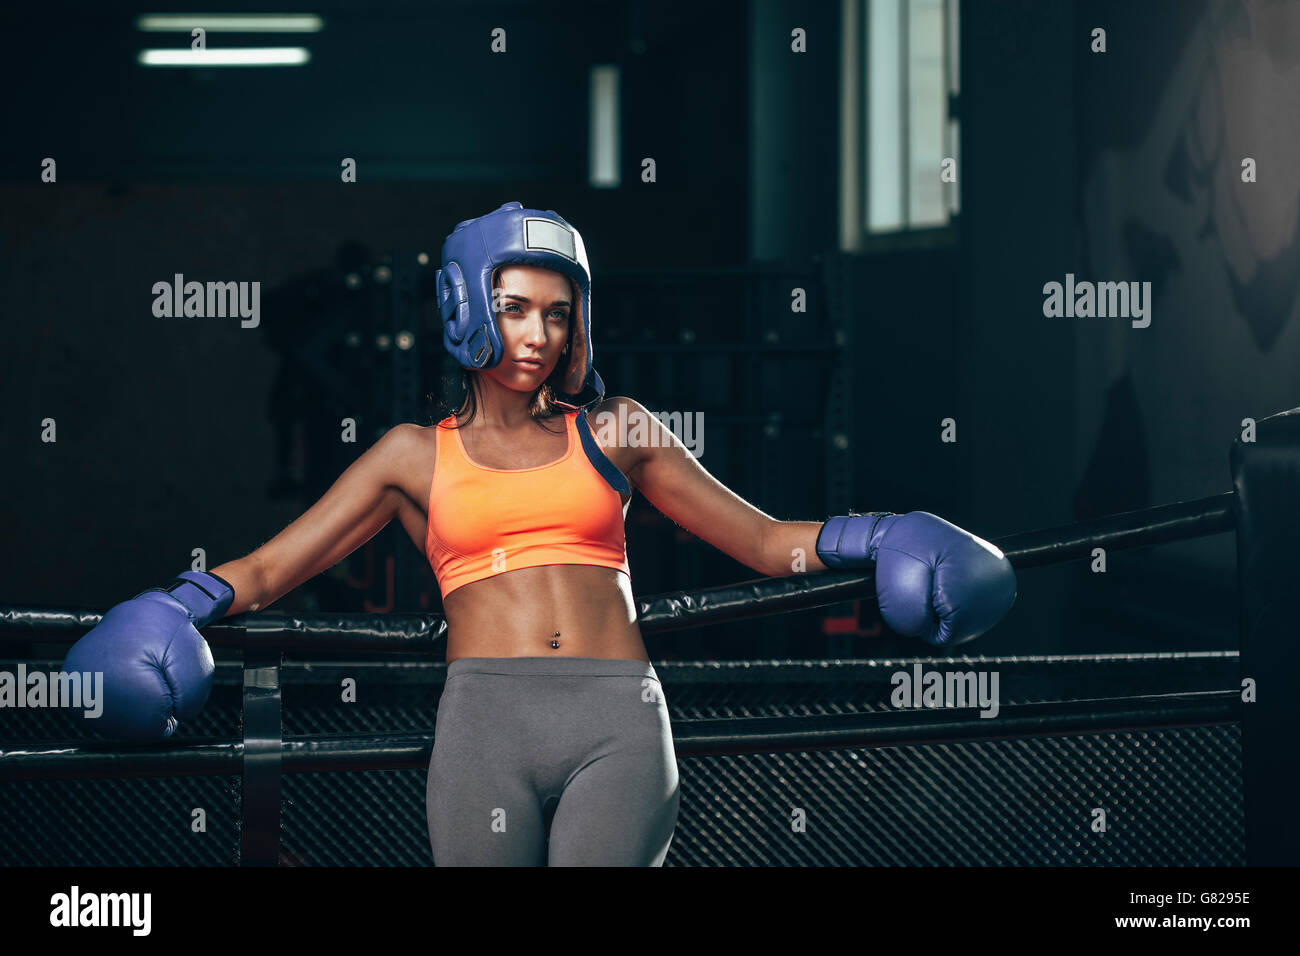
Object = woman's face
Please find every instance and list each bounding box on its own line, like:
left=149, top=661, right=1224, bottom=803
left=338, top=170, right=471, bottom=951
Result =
left=485, top=263, right=574, bottom=392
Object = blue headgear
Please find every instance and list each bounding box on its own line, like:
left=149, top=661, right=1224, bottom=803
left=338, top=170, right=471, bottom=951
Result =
left=436, top=202, right=603, bottom=409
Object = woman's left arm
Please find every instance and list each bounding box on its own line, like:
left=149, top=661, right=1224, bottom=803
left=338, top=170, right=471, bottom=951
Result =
left=615, top=397, right=823, bottom=578
left=615, top=396, right=1017, bottom=647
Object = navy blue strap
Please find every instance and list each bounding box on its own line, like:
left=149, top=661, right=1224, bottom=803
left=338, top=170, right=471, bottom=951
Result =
left=815, top=512, right=894, bottom=569
left=574, top=410, right=632, bottom=496
left=137, top=570, right=234, bottom=627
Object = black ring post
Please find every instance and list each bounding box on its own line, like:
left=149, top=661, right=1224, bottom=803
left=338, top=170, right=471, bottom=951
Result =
left=1231, top=407, right=1300, bottom=866
left=239, top=617, right=284, bottom=866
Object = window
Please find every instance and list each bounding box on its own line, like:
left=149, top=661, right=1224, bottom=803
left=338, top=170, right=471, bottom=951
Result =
left=865, top=0, right=960, bottom=233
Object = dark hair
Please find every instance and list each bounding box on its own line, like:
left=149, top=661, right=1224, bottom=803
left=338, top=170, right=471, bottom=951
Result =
left=426, top=269, right=576, bottom=434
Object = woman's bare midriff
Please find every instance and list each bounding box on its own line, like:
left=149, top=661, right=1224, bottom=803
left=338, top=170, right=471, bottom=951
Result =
left=442, top=563, right=649, bottom=663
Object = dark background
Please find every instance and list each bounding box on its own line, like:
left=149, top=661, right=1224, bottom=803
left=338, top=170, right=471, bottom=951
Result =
left=3, top=0, right=1293, bottom=661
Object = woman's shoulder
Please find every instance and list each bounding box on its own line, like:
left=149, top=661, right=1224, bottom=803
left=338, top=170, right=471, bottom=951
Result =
left=391, top=419, right=453, bottom=438
left=379, top=421, right=446, bottom=465
left=583, top=394, right=642, bottom=424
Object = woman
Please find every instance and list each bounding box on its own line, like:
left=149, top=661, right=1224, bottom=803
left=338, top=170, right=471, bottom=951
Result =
left=62, top=202, right=1017, bottom=866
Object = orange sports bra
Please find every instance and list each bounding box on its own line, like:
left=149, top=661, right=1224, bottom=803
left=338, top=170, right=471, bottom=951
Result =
left=425, top=410, right=631, bottom=599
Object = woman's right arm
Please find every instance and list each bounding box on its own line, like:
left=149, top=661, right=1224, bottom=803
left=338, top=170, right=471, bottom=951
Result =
left=213, top=424, right=423, bottom=616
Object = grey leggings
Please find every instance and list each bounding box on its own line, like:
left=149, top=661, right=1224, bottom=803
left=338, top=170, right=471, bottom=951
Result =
left=427, top=657, right=681, bottom=866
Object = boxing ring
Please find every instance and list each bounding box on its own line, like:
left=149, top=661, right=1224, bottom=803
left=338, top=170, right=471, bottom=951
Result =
left=1, top=410, right=1296, bottom=866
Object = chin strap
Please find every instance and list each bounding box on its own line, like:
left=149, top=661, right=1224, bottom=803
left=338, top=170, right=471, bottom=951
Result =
left=551, top=368, right=606, bottom=412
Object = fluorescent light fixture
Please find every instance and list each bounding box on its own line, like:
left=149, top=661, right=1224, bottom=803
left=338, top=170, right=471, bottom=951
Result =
left=138, top=47, right=311, bottom=66
left=589, top=64, right=620, bottom=188
left=136, top=14, right=324, bottom=33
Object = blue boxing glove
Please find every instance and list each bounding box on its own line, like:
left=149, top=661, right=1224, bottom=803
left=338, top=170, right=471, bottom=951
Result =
left=61, top=570, right=233, bottom=741
left=816, top=512, right=1016, bottom=646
